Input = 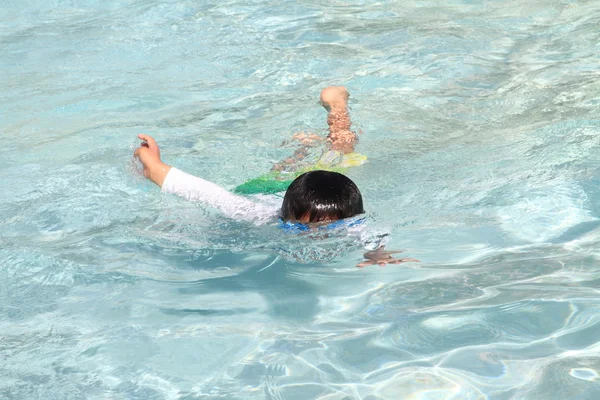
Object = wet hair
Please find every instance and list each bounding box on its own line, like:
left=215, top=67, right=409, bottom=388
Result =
left=281, top=170, right=364, bottom=222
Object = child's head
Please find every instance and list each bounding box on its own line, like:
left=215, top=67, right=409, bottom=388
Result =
left=281, top=170, right=364, bottom=223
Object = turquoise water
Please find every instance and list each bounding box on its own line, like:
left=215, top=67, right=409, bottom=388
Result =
left=2, top=0, right=600, bottom=398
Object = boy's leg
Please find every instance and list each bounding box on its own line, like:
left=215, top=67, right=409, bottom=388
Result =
left=271, top=146, right=309, bottom=172
left=271, top=86, right=356, bottom=172
left=320, top=86, right=357, bottom=153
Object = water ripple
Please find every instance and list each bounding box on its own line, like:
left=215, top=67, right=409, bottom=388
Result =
left=2, top=0, right=600, bottom=398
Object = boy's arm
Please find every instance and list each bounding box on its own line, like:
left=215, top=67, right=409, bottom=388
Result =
left=134, top=134, right=277, bottom=224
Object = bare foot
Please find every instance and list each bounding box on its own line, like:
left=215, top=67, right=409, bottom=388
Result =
left=291, top=131, right=323, bottom=146
left=356, top=246, right=420, bottom=268
left=320, top=86, right=349, bottom=111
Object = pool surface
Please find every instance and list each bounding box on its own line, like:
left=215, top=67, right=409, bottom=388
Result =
left=2, top=0, right=600, bottom=399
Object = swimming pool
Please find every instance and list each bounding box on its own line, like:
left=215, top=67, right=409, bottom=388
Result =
left=2, top=0, right=600, bottom=398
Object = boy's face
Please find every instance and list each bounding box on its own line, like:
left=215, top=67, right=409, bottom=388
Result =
left=293, top=211, right=339, bottom=224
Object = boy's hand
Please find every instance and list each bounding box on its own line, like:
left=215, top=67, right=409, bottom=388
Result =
left=134, top=134, right=171, bottom=187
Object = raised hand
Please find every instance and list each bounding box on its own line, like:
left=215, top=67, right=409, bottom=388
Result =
left=134, top=134, right=171, bottom=187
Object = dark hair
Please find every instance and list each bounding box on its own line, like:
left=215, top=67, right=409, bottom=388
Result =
left=281, top=170, right=364, bottom=222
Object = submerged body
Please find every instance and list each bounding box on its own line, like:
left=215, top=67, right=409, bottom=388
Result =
left=233, top=149, right=367, bottom=195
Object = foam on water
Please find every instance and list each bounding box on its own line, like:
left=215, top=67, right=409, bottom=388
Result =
left=2, top=0, right=600, bottom=398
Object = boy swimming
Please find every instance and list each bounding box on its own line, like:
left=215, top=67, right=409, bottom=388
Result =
left=134, top=86, right=417, bottom=266
left=135, top=86, right=362, bottom=224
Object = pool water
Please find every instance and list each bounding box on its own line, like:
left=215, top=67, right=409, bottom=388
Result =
left=2, top=0, right=600, bottom=398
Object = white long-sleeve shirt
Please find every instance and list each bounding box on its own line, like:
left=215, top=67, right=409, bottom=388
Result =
left=159, top=168, right=383, bottom=254
left=161, top=167, right=281, bottom=224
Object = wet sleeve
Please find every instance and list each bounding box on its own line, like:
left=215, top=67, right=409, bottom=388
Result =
left=161, top=167, right=279, bottom=224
